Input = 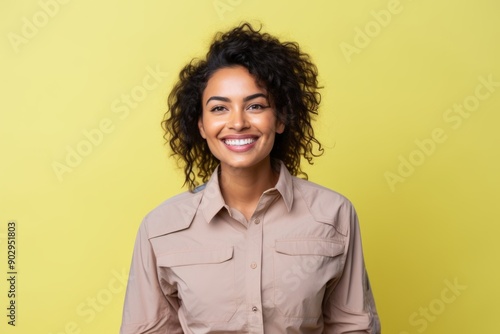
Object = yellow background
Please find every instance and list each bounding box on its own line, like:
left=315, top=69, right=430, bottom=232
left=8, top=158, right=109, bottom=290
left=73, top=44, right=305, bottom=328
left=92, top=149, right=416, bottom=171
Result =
left=1, top=0, right=499, bottom=333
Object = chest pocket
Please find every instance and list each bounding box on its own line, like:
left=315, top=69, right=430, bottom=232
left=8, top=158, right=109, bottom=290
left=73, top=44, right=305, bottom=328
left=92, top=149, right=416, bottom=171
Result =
left=157, top=246, right=237, bottom=323
left=273, top=239, right=345, bottom=319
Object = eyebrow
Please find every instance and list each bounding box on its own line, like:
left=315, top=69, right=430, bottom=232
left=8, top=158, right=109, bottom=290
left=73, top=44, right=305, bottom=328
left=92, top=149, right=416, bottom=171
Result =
left=205, top=93, right=267, bottom=106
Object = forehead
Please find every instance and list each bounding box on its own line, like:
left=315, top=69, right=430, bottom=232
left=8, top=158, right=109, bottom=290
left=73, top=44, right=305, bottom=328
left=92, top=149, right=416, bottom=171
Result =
left=203, top=66, right=266, bottom=101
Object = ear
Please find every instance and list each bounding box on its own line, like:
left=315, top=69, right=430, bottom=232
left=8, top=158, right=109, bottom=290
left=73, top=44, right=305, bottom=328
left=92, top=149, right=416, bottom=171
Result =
left=276, top=120, right=285, bottom=134
left=198, top=117, right=206, bottom=139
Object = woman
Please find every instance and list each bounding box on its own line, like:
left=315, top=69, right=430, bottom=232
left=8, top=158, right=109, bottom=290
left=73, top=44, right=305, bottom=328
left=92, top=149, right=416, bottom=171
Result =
left=120, top=23, right=380, bottom=333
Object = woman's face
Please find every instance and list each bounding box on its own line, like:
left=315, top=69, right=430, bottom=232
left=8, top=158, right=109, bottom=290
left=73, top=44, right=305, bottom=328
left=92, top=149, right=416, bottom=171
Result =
left=198, top=66, right=284, bottom=172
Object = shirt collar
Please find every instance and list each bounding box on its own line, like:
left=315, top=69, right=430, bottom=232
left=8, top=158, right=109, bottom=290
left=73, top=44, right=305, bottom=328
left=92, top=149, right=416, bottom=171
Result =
left=199, top=167, right=227, bottom=224
left=199, top=161, right=294, bottom=223
left=273, top=161, right=294, bottom=212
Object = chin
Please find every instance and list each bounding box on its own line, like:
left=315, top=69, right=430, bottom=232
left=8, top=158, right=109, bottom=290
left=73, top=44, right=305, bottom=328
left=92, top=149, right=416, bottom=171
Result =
left=222, top=161, right=254, bottom=169
left=220, top=157, right=271, bottom=170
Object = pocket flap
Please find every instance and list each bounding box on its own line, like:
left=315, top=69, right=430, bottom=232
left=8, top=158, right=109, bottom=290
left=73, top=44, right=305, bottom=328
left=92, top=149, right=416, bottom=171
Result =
left=158, top=246, right=234, bottom=267
left=275, top=239, right=344, bottom=257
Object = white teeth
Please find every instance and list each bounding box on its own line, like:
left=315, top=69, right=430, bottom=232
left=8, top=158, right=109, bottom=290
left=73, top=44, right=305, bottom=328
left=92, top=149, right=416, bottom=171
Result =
left=224, top=138, right=256, bottom=146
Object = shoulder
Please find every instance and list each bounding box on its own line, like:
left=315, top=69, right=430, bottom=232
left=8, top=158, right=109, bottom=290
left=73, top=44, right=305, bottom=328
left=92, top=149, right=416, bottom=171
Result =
left=293, top=177, right=356, bottom=236
left=141, top=187, right=204, bottom=239
left=293, top=176, right=353, bottom=205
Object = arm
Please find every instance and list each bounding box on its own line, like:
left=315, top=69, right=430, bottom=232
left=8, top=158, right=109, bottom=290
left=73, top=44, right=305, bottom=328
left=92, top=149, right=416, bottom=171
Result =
left=323, top=205, right=381, bottom=334
left=120, top=218, right=183, bottom=334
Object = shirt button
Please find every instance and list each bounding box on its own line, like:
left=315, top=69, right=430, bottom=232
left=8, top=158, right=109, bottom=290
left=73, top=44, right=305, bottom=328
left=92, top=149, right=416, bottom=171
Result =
left=250, top=262, right=257, bottom=269
left=254, top=218, right=260, bottom=224
left=252, top=306, right=258, bottom=312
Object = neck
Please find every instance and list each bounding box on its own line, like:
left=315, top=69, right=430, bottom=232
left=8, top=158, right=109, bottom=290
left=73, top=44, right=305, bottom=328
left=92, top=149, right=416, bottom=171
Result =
left=219, top=158, right=278, bottom=220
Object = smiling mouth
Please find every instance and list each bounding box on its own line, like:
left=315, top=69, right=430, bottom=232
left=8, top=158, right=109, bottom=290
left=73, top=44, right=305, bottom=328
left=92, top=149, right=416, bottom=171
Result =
left=223, top=138, right=257, bottom=146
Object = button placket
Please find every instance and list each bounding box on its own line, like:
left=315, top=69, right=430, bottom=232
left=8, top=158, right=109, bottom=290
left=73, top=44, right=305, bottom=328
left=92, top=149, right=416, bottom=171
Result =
left=246, top=212, right=264, bottom=327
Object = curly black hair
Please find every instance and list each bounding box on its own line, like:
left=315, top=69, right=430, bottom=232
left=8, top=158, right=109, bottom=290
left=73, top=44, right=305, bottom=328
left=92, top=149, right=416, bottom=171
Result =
left=162, top=23, right=323, bottom=191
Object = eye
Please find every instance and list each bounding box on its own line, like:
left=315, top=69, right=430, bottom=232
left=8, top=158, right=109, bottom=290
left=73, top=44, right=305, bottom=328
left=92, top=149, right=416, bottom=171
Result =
left=247, top=104, right=268, bottom=111
left=210, top=105, right=227, bottom=112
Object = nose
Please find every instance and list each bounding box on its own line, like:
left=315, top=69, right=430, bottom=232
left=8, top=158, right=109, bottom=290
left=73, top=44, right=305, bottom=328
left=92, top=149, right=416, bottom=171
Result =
left=227, top=108, right=249, bottom=131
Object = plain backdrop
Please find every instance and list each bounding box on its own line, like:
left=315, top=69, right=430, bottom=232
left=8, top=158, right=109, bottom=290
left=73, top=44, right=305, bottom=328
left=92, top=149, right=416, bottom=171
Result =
left=1, top=0, right=499, bottom=333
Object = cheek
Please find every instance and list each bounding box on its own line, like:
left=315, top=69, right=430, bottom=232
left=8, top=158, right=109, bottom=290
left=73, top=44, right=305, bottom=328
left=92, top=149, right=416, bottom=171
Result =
left=257, top=115, right=282, bottom=134
left=200, top=116, right=225, bottom=138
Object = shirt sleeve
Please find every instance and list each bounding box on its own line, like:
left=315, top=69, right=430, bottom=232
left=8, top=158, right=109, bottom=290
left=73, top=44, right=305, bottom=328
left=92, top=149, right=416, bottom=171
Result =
left=120, top=218, right=183, bottom=334
left=322, top=204, right=381, bottom=334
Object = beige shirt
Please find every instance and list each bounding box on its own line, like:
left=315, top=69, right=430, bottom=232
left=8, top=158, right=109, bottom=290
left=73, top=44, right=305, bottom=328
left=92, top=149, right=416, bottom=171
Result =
left=120, top=162, right=380, bottom=334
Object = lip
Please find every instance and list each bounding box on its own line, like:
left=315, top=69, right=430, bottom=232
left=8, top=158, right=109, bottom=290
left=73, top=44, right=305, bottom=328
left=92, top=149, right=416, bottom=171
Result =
left=220, top=135, right=259, bottom=153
